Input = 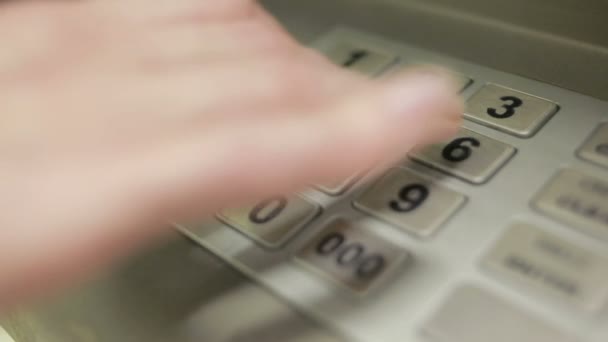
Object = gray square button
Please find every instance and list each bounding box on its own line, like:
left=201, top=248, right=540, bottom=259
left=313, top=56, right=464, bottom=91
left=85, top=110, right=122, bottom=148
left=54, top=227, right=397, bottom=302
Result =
left=354, top=168, right=466, bottom=238
left=465, top=84, right=559, bottom=137
left=410, top=128, right=516, bottom=184
left=218, top=195, right=320, bottom=249
left=317, top=39, right=398, bottom=77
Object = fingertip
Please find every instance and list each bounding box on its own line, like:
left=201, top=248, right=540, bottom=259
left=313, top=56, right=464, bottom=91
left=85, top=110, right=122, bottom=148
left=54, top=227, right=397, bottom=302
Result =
left=313, top=65, right=464, bottom=170
left=381, top=67, right=463, bottom=115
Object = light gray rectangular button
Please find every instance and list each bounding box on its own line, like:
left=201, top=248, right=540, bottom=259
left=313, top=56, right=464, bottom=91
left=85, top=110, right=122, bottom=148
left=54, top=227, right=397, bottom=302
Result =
left=297, top=219, right=411, bottom=293
left=218, top=195, right=320, bottom=249
left=483, top=223, right=608, bottom=311
left=578, top=123, right=608, bottom=169
left=317, top=39, right=397, bottom=77
left=423, top=286, right=579, bottom=342
left=465, top=84, right=559, bottom=137
left=533, top=169, right=608, bottom=242
left=354, top=168, right=466, bottom=238
left=410, top=128, right=516, bottom=184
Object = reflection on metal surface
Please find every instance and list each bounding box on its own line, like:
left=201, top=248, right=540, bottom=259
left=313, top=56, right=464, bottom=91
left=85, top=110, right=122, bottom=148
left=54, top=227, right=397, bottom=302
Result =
left=0, top=328, right=15, bottom=342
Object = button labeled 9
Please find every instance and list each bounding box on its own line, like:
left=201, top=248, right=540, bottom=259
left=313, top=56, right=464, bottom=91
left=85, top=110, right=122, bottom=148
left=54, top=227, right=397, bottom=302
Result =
left=354, top=168, right=466, bottom=238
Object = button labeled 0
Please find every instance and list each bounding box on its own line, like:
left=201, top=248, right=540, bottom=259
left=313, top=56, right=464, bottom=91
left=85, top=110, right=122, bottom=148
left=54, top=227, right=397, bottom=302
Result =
left=218, top=195, right=320, bottom=249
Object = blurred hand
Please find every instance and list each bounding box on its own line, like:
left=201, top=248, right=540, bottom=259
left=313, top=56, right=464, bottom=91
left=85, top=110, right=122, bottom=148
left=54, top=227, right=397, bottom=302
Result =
left=0, top=0, right=462, bottom=309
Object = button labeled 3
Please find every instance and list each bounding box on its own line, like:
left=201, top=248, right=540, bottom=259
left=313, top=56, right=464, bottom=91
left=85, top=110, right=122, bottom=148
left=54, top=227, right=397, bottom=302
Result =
left=533, top=169, right=608, bottom=242
left=297, top=219, right=411, bottom=293
left=354, top=168, right=466, bottom=238
left=218, top=195, right=320, bottom=249
left=410, top=128, right=516, bottom=184
left=483, top=223, right=608, bottom=312
left=465, top=84, right=558, bottom=137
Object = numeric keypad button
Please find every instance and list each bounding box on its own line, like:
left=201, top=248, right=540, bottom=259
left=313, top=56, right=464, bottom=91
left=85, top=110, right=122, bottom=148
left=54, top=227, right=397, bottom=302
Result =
left=354, top=168, right=466, bottom=238
left=578, top=123, right=608, bottom=169
left=410, top=128, right=516, bottom=184
left=218, top=195, right=320, bottom=249
left=317, top=40, right=398, bottom=77
left=532, top=169, right=608, bottom=242
left=465, top=84, right=558, bottom=138
left=297, top=219, right=411, bottom=293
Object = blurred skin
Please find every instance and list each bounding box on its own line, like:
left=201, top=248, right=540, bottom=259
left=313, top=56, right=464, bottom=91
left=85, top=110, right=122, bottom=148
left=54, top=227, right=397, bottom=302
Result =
left=0, top=0, right=463, bottom=311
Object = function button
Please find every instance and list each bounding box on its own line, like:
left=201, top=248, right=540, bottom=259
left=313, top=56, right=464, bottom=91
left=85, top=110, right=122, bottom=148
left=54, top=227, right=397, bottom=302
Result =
left=296, top=219, right=411, bottom=293
left=218, top=195, right=320, bottom=249
left=483, top=223, right=608, bottom=312
left=465, top=84, right=559, bottom=138
left=578, top=123, right=608, bottom=169
left=316, top=39, right=398, bottom=77
left=353, top=168, right=466, bottom=238
left=410, top=128, right=516, bottom=184
left=423, top=286, right=580, bottom=342
left=532, top=169, right=608, bottom=242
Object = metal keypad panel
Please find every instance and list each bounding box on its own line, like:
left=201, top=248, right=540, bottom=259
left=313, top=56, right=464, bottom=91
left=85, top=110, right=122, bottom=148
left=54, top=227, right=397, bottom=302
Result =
left=410, top=128, right=516, bottom=184
left=316, top=39, right=398, bottom=77
left=423, top=286, right=580, bottom=342
left=353, top=168, right=466, bottom=238
left=465, top=84, right=559, bottom=138
left=177, top=27, right=608, bottom=342
left=296, top=219, right=411, bottom=293
left=578, top=123, right=608, bottom=169
left=217, top=195, right=320, bottom=249
left=533, top=169, right=608, bottom=242
left=483, top=223, right=608, bottom=312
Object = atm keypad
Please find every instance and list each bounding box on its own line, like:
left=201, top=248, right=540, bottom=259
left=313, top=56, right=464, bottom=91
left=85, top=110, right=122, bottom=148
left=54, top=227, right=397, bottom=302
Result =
left=177, top=28, right=608, bottom=342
